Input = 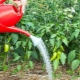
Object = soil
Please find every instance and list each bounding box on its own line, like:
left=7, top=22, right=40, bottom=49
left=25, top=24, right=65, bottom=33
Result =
left=0, top=63, right=80, bottom=80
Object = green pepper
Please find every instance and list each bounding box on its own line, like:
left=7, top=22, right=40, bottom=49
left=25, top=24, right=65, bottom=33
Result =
left=4, top=44, right=9, bottom=52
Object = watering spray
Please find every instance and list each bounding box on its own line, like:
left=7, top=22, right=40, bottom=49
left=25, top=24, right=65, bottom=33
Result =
left=0, top=0, right=53, bottom=80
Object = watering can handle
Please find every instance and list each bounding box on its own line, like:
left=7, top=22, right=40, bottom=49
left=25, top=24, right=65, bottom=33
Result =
left=14, top=0, right=23, bottom=14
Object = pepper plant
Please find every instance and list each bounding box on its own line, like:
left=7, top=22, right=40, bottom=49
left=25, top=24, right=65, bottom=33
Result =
left=0, top=0, right=80, bottom=73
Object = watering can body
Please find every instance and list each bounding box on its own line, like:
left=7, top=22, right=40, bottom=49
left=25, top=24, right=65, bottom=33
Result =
left=0, top=0, right=5, bottom=3
left=0, top=3, right=23, bottom=27
left=0, top=0, right=31, bottom=37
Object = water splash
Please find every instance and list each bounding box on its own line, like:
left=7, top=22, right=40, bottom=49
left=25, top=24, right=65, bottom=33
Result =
left=30, top=35, right=53, bottom=80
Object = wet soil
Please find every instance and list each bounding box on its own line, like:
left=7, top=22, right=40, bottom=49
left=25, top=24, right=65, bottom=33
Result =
left=0, top=63, right=80, bottom=80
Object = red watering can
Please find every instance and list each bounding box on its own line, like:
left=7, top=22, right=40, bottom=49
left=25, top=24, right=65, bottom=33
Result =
left=0, top=1, right=53, bottom=79
left=0, top=0, right=31, bottom=37
left=0, top=0, right=5, bottom=3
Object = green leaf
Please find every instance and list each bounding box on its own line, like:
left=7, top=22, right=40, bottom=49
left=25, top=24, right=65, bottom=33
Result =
left=68, top=50, right=76, bottom=64
left=60, top=52, right=66, bottom=65
left=51, top=34, right=56, bottom=38
left=28, top=41, right=32, bottom=49
left=56, top=37, right=61, bottom=48
left=49, top=39, right=55, bottom=47
left=70, top=29, right=80, bottom=40
left=53, top=59, right=59, bottom=71
left=62, top=38, right=68, bottom=46
left=26, top=22, right=34, bottom=27
left=22, top=41, right=27, bottom=47
left=3, top=65, right=9, bottom=71
left=71, top=59, right=80, bottom=71
left=12, top=69, right=18, bottom=74
left=32, top=51, right=38, bottom=60
left=45, top=27, right=50, bottom=33
left=70, top=32, right=75, bottom=41
left=15, top=41, right=21, bottom=48
left=17, top=65, right=22, bottom=71
left=13, top=53, right=20, bottom=61
left=26, top=51, right=32, bottom=59
left=74, top=29, right=80, bottom=38
left=11, top=33, right=18, bottom=44
left=29, top=61, right=34, bottom=69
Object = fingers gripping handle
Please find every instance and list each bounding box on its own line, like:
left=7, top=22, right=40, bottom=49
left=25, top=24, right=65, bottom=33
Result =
left=14, top=0, right=27, bottom=13
left=21, top=0, right=27, bottom=13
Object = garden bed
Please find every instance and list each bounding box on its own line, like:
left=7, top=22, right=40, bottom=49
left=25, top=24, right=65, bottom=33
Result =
left=0, top=63, right=80, bottom=80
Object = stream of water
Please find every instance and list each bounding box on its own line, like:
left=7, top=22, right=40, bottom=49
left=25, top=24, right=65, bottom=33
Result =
left=30, top=35, right=53, bottom=80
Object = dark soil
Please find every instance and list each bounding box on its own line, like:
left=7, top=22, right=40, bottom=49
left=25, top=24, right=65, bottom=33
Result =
left=0, top=63, right=80, bottom=80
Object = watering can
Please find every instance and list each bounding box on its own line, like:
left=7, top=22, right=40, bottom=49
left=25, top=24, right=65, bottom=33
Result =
left=0, top=1, right=53, bottom=79
left=0, top=0, right=5, bottom=3
left=0, top=0, right=30, bottom=37
left=0, top=0, right=41, bottom=46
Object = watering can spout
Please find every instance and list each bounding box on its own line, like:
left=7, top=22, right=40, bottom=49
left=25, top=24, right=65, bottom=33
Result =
left=0, top=24, right=31, bottom=37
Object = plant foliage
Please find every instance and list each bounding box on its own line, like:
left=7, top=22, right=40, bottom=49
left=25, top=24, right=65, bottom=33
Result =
left=0, top=0, right=80, bottom=71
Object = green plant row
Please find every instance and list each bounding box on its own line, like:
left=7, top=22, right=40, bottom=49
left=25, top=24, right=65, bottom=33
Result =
left=0, top=0, right=80, bottom=73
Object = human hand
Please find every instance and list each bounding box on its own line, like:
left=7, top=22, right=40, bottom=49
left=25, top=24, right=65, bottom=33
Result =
left=14, top=0, right=21, bottom=7
left=21, top=0, right=27, bottom=13
left=14, top=0, right=27, bottom=13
